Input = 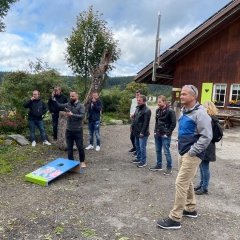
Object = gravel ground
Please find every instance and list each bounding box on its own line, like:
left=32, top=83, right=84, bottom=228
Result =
left=0, top=106, right=240, bottom=240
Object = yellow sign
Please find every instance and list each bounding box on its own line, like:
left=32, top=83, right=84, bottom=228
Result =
left=201, top=83, right=213, bottom=103
left=172, top=88, right=181, bottom=91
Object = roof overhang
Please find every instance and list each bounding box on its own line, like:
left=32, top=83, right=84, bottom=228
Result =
left=134, top=0, right=240, bottom=85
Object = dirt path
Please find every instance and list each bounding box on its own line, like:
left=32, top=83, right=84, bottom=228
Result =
left=0, top=106, right=239, bottom=239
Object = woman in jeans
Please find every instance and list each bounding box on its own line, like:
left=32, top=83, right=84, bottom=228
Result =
left=195, top=101, right=218, bottom=195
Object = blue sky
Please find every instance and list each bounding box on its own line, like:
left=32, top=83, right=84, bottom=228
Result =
left=0, top=0, right=231, bottom=76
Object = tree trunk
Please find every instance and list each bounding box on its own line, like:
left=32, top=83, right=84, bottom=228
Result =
left=83, top=50, right=112, bottom=107
left=56, top=111, right=68, bottom=150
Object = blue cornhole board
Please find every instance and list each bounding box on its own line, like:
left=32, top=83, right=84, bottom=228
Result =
left=25, top=158, right=81, bottom=186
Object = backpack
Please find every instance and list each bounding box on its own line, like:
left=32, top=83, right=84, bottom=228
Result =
left=211, top=117, right=223, bottom=142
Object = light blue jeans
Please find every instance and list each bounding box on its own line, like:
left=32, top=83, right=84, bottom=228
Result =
left=28, top=120, right=47, bottom=142
left=88, top=121, right=101, bottom=146
left=135, top=135, right=148, bottom=164
left=154, top=134, right=172, bottom=169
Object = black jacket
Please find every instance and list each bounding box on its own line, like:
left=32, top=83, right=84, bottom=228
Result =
left=203, top=116, right=217, bottom=162
left=131, top=104, right=151, bottom=136
left=86, top=99, right=103, bottom=121
left=48, top=94, right=68, bottom=114
left=23, top=98, right=47, bottom=121
left=154, top=107, right=176, bottom=136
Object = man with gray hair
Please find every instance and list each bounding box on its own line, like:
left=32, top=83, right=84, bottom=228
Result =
left=157, top=85, right=212, bottom=230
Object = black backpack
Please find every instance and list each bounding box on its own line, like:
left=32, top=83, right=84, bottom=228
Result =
left=211, top=117, right=223, bottom=142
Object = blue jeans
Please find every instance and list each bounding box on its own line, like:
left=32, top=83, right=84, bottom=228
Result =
left=88, top=121, right=101, bottom=146
left=135, top=135, right=148, bottom=164
left=199, top=160, right=210, bottom=190
left=52, top=113, right=59, bottom=140
left=154, top=134, right=172, bottom=169
left=28, top=120, right=47, bottom=142
left=65, top=129, right=85, bottom=162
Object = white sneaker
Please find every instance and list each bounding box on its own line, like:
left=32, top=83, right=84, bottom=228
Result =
left=43, top=140, right=51, bottom=146
left=85, top=144, right=94, bottom=150
left=96, top=145, right=100, bottom=151
left=32, top=141, right=36, bottom=147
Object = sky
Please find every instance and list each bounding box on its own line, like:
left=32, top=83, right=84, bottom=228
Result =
left=0, top=0, right=232, bottom=77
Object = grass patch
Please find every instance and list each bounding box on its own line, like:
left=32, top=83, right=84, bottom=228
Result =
left=0, top=145, right=35, bottom=174
left=102, top=112, right=129, bottom=125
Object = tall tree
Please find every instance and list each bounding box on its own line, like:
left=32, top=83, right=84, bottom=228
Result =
left=0, top=0, right=19, bottom=32
left=65, top=5, right=121, bottom=105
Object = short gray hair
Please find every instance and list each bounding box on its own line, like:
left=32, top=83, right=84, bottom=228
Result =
left=184, top=85, right=198, bottom=98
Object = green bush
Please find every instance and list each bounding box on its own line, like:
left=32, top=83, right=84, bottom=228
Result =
left=101, top=87, right=122, bottom=113
left=0, top=114, right=27, bottom=134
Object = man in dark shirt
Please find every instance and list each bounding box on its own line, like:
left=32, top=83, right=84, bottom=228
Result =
left=149, top=95, right=176, bottom=175
left=85, top=92, right=103, bottom=151
left=53, top=90, right=86, bottom=168
left=24, top=90, right=51, bottom=147
left=48, top=86, right=68, bottom=142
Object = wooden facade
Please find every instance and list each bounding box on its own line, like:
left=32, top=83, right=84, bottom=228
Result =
left=134, top=0, right=240, bottom=111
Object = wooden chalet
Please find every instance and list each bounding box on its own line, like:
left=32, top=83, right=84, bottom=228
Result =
left=134, top=0, right=240, bottom=112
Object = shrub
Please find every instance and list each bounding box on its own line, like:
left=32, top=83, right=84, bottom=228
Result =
left=0, top=114, right=27, bottom=134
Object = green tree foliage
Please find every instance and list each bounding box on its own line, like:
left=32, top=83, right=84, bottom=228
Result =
left=101, top=87, right=122, bottom=113
left=0, top=0, right=18, bottom=32
left=0, top=71, right=9, bottom=85
left=65, top=5, right=121, bottom=95
left=0, top=60, right=70, bottom=117
left=122, top=82, right=148, bottom=99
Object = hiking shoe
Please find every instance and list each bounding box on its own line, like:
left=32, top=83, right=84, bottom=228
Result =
left=32, top=141, right=36, bottom=147
left=194, top=185, right=202, bottom=191
left=96, top=145, right=100, bottom=151
left=195, top=188, right=208, bottom=195
left=163, top=168, right=172, bottom=175
left=43, top=140, right=51, bottom=146
left=132, top=159, right=140, bottom=164
left=157, top=217, right=181, bottom=230
left=80, top=162, right=86, bottom=168
left=128, top=147, right=136, bottom=153
left=182, top=210, right=198, bottom=218
left=137, top=162, right=147, bottom=168
left=149, top=165, right=162, bottom=171
left=85, top=144, right=94, bottom=150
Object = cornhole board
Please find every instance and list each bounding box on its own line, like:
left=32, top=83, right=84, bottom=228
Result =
left=25, top=158, right=81, bottom=186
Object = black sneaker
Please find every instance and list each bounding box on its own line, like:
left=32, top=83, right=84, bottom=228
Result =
left=195, top=188, right=208, bottom=195
left=157, top=217, right=181, bottom=230
left=137, top=162, right=147, bottom=168
left=132, top=159, right=140, bottom=164
left=194, top=185, right=201, bottom=191
left=182, top=210, right=198, bottom=218
left=149, top=165, right=162, bottom=171
left=128, top=147, right=136, bottom=153
left=163, top=168, right=172, bottom=175
left=132, top=152, right=137, bottom=157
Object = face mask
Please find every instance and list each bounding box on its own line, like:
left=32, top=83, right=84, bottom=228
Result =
left=70, top=99, right=75, bottom=104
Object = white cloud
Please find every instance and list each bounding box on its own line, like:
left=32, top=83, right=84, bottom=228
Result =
left=0, top=0, right=231, bottom=76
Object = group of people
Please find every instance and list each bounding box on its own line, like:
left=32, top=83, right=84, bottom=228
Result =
left=24, top=84, right=218, bottom=230
left=129, top=90, right=176, bottom=175
left=23, top=87, right=103, bottom=168
left=129, top=85, right=218, bottom=230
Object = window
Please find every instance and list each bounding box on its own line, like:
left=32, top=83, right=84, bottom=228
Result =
left=228, top=84, right=240, bottom=107
left=212, top=84, right=226, bottom=106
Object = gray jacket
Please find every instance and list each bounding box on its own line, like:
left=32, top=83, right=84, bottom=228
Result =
left=178, top=102, right=212, bottom=160
left=55, top=101, right=85, bottom=131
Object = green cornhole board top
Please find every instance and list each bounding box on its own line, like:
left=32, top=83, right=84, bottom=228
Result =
left=25, top=158, right=81, bottom=186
